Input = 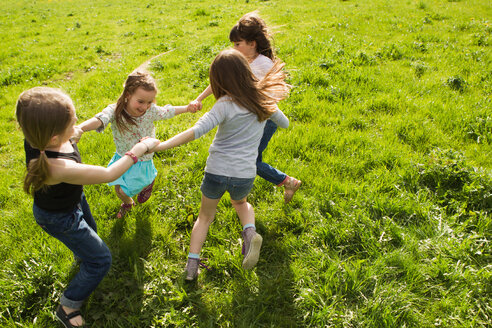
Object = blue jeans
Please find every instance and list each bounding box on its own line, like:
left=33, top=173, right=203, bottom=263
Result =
left=256, top=120, right=287, bottom=185
left=33, top=194, right=112, bottom=309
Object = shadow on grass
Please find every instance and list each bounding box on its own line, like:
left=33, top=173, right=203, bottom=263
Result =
left=179, top=221, right=299, bottom=327
left=232, top=224, right=299, bottom=328
left=84, top=207, right=154, bottom=327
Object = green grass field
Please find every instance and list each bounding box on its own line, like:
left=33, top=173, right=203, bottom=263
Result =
left=0, top=0, right=491, bottom=327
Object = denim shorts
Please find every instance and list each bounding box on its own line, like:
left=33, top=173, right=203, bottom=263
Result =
left=200, top=172, right=255, bottom=200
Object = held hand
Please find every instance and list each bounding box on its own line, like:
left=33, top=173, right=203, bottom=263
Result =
left=140, top=137, right=160, bottom=153
left=139, top=136, right=160, bottom=152
left=71, top=126, right=84, bottom=143
left=188, top=100, right=202, bottom=113
left=131, top=138, right=160, bottom=156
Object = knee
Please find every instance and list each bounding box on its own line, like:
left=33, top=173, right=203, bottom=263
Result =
left=105, top=251, right=112, bottom=265
left=197, top=214, right=215, bottom=225
left=84, top=249, right=112, bottom=277
left=100, top=251, right=112, bottom=274
left=231, top=198, right=247, bottom=209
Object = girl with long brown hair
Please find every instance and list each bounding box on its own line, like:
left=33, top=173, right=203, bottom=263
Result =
left=190, top=11, right=301, bottom=203
left=72, top=71, right=198, bottom=218
left=16, top=87, right=158, bottom=327
left=151, top=48, right=291, bottom=280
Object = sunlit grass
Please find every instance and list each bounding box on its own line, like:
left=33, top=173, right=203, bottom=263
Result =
left=0, top=0, right=490, bottom=327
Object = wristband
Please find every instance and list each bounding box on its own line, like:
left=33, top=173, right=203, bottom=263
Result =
left=125, top=151, right=138, bottom=164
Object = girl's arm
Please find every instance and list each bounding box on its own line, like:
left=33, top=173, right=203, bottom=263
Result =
left=196, top=85, right=213, bottom=103
left=269, top=107, right=289, bottom=129
left=174, top=105, right=200, bottom=115
left=49, top=138, right=159, bottom=185
left=151, top=128, right=195, bottom=152
left=188, top=85, right=213, bottom=112
left=152, top=102, right=224, bottom=152
left=153, top=104, right=199, bottom=121
left=72, top=117, right=103, bottom=142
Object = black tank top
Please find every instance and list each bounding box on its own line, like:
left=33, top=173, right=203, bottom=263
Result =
left=24, top=140, right=84, bottom=212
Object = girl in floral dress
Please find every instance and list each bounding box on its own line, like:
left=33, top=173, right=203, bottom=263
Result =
left=73, top=71, right=197, bottom=218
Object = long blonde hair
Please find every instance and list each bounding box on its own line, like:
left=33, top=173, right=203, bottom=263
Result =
left=16, top=87, right=75, bottom=194
left=114, top=71, right=157, bottom=132
left=209, top=49, right=290, bottom=121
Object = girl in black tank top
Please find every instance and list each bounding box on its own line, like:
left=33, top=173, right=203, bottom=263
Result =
left=16, top=87, right=158, bottom=327
left=25, top=140, right=83, bottom=212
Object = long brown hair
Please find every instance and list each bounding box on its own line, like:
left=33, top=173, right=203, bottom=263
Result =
left=209, top=49, right=290, bottom=121
left=114, top=71, right=157, bottom=132
left=16, top=87, right=75, bottom=194
left=229, top=11, right=274, bottom=60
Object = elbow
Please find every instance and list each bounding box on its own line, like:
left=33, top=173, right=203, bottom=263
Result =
left=192, top=128, right=200, bottom=140
left=279, top=121, right=289, bottom=129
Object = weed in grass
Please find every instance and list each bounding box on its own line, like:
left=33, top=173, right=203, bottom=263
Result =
left=412, top=61, right=428, bottom=77
left=377, top=43, right=405, bottom=61
left=445, top=75, right=466, bottom=91
left=472, top=33, right=489, bottom=46
left=194, top=9, right=209, bottom=17
left=95, top=45, right=111, bottom=56
left=346, top=117, right=368, bottom=131
left=153, top=42, right=169, bottom=52
left=412, top=41, right=428, bottom=53
left=423, top=16, right=433, bottom=25
left=413, top=149, right=492, bottom=220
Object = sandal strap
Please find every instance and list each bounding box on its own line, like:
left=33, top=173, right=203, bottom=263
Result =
left=66, top=310, right=83, bottom=320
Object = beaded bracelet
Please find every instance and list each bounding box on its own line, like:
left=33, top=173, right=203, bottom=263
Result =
left=125, top=151, right=138, bottom=164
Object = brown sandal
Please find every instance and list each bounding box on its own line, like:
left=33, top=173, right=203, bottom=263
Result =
left=116, top=202, right=133, bottom=219
left=137, top=180, right=155, bottom=203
